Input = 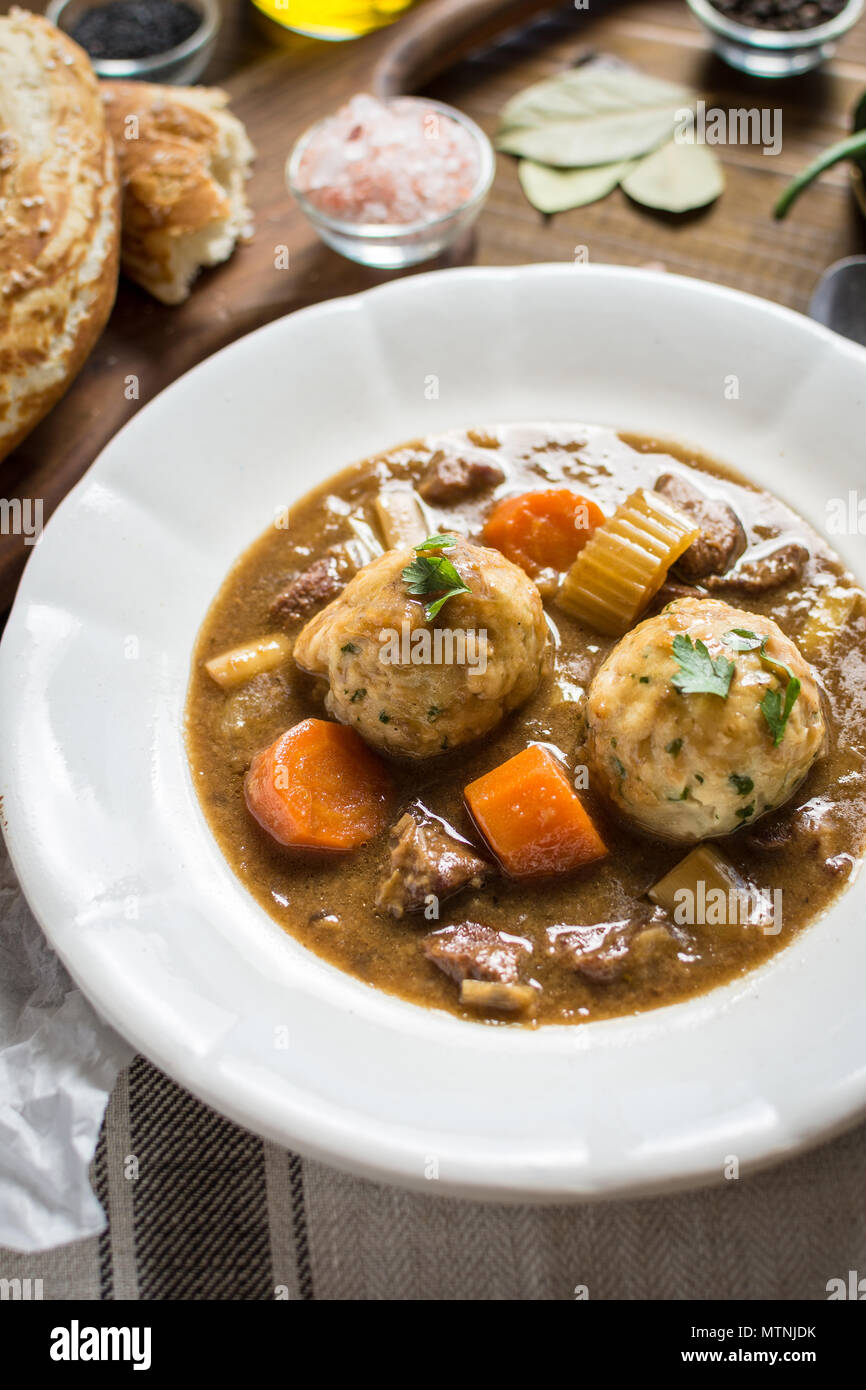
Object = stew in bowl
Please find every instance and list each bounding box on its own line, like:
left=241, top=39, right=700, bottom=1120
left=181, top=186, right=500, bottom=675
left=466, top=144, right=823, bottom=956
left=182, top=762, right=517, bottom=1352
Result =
left=186, top=423, right=866, bottom=1026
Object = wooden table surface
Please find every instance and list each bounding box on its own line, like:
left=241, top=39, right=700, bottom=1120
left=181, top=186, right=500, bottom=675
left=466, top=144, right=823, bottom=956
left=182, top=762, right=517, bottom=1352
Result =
left=2, top=0, right=865, bottom=613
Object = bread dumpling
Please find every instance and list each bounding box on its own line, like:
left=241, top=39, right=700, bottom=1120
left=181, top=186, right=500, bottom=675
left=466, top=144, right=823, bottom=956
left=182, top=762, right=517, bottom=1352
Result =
left=294, top=537, right=548, bottom=758
left=586, top=597, right=826, bottom=842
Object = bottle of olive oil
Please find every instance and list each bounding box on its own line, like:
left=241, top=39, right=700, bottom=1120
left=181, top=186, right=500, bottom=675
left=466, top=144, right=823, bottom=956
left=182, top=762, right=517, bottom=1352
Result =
left=251, top=0, right=416, bottom=40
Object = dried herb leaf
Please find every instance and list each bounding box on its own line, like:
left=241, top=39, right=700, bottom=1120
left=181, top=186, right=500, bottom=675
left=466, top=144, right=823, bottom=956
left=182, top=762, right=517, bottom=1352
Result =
left=498, top=63, right=691, bottom=135
left=498, top=59, right=721, bottom=217
left=518, top=158, right=635, bottom=213
left=621, top=139, right=724, bottom=213
left=497, top=108, right=684, bottom=168
left=496, top=63, right=691, bottom=168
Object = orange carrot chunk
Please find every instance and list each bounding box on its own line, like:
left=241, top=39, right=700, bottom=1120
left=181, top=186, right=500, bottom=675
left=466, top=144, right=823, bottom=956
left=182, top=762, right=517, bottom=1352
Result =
left=245, top=718, right=391, bottom=851
left=482, top=489, right=605, bottom=577
left=465, top=744, right=607, bottom=878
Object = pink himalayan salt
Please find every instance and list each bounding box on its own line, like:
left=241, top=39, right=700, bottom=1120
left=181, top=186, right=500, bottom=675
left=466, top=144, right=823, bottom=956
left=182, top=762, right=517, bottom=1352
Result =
left=295, top=94, right=482, bottom=225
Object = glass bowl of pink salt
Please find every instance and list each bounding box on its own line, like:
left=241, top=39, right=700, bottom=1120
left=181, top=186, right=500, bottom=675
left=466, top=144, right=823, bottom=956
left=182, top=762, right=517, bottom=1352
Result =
left=287, top=94, right=495, bottom=269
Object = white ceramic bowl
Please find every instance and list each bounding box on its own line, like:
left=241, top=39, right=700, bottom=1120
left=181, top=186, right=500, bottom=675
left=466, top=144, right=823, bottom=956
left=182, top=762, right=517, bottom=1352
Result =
left=2, top=265, right=865, bottom=1201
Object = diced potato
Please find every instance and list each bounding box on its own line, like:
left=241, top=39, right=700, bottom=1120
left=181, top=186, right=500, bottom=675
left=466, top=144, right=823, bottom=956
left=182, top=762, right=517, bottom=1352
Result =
left=373, top=488, right=428, bottom=550
left=649, top=844, right=742, bottom=917
left=648, top=844, right=773, bottom=938
left=460, top=980, right=537, bottom=1013
left=799, top=585, right=863, bottom=660
left=205, top=633, right=292, bottom=690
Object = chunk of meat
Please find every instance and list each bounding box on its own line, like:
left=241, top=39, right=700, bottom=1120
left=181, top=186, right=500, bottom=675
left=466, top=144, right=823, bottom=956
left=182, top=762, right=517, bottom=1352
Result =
left=418, top=448, right=504, bottom=504
left=745, top=813, right=793, bottom=852
left=271, top=554, right=347, bottom=624
left=705, top=542, right=809, bottom=595
left=548, top=916, right=676, bottom=982
left=423, top=922, right=531, bottom=985
left=628, top=924, right=681, bottom=969
left=747, top=796, right=851, bottom=875
left=376, top=807, right=492, bottom=919
left=548, top=921, right=635, bottom=982
left=655, top=472, right=746, bottom=581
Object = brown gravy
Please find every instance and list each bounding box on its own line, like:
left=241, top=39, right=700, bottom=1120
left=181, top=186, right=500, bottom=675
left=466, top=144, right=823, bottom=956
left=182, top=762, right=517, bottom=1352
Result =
left=186, top=426, right=866, bottom=1026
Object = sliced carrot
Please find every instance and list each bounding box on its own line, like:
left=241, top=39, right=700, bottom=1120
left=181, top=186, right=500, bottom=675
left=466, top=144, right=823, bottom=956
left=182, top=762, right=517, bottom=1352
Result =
left=245, top=718, right=391, bottom=851
left=465, top=744, right=607, bottom=878
left=482, top=489, right=604, bottom=577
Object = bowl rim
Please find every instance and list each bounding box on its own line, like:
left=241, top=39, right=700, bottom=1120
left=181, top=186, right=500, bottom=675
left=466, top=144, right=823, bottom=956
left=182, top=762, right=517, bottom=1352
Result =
left=3, top=262, right=866, bottom=1202
left=686, top=0, right=865, bottom=49
left=286, top=96, right=495, bottom=241
left=45, top=0, right=221, bottom=76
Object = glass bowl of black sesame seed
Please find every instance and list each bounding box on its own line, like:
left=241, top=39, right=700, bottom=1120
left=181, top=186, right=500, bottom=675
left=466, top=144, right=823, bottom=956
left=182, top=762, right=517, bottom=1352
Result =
left=46, top=0, right=221, bottom=84
left=686, top=0, right=864, bottom=76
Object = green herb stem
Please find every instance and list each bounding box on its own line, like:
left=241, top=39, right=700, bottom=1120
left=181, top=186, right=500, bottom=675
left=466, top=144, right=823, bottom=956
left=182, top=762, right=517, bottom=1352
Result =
left=774, top=129, right=866, bottom=220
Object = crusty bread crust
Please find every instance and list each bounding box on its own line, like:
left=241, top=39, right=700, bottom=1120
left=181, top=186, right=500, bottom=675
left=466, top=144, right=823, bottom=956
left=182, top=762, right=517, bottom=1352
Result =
left=0, top=9, right=120, bottom=464
left=102, top=82, right=254, bottom=305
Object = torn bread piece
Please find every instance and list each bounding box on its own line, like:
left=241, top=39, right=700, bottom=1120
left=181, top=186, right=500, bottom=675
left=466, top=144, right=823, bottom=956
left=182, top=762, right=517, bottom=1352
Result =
left=102, top=81, right=254, bottom=305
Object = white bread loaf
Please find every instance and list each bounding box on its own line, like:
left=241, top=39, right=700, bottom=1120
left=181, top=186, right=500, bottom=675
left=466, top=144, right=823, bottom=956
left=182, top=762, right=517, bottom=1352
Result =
left=0, top=9, right=120, bottom=464
left=101, top=82, right=254, bottom=305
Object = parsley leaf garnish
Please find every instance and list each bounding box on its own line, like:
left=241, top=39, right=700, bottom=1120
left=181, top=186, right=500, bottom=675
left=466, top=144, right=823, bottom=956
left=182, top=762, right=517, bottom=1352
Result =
left=722, top=629, right=801, bottom=746
left=414, top=533, right=457, bottom=553
left=761, top=682, right=801, bottom=747
left=671, top=634, right=735, bottom=698
left=402, top=537, right=471, bottom=621
left=729, top=773, right=754, bottom=796
left=721, top=628, right=763, bottom=653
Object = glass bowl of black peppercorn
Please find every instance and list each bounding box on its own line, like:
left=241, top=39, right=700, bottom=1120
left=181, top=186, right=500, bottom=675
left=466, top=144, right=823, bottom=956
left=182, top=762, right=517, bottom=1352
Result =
left=46, top=0, right=221, bottom=84
left=686, top=0, right=864, bottom=76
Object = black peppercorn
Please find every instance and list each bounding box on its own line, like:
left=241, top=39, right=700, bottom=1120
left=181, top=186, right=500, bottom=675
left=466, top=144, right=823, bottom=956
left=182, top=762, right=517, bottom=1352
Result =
left=708, top=0, right=848, bottom=27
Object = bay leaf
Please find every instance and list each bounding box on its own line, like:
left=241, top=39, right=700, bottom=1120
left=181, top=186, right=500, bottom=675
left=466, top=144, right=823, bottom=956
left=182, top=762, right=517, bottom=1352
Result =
left=518, top=158, right=635, bottom=213
left=620, top=139, right=724, bottom=213
left=496, top=107, right=686, bottom=167
left=498, top=63, right=692, bottom=134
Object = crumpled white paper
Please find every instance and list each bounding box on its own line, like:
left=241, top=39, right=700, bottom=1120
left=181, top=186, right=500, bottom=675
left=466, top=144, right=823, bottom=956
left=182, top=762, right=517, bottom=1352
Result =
left=0, top=837, right=133, bottom=1252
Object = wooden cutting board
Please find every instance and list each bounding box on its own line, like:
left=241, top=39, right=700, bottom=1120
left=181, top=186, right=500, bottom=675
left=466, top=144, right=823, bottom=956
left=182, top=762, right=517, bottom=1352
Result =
left=2, top=0, right=865, bottom=613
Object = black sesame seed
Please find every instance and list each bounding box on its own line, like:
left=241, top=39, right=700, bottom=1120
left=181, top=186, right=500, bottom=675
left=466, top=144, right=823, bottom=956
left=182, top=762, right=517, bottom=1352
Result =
left=70, top=0, right=201, bottom=61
